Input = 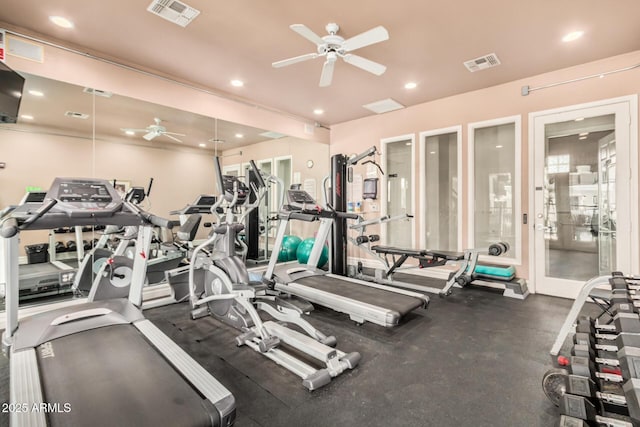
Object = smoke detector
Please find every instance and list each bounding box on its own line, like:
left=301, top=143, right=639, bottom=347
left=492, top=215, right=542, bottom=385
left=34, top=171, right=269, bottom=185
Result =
left=464, top=53, right=501, bottom=72
left=147, top=0, right=200, bottom=27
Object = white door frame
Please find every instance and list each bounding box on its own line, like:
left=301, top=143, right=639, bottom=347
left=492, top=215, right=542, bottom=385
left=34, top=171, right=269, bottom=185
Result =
left=380, top=134, right=416, bottom=247
left=467, top=115, right=522, bottom=265
left=418, top=126, right=463, bottom=250
left=528, top=95, right=638, bottom=296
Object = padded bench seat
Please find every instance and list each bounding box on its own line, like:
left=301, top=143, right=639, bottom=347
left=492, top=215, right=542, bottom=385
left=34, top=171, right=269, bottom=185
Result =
left=371, top=245, right=427, bottom=257
left=423, top=250, right=465, bottom=261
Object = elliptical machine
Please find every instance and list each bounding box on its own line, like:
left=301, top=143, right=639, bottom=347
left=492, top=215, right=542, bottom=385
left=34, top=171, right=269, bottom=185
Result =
left=188, top=157, right=360, bottom=391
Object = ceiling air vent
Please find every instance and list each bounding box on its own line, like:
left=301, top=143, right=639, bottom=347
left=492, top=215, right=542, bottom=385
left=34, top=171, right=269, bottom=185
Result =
left=147, top=0, right=200, bottom=27
left=259, top=131, right=286, bottom=139
left=64, top=111, right=90, bottom=119
left=83, top=87, right=113, bottom=98
left=362, top=98, right=405, bottom=114
left=464, top=53, right=501, bottom=72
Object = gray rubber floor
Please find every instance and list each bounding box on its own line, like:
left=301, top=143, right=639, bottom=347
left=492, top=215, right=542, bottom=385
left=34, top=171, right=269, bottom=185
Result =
left=0, top=281, right=579, bottom=426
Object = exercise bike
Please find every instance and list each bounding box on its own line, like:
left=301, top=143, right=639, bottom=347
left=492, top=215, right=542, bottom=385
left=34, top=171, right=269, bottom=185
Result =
left=187, top=157, right=360, bottom=390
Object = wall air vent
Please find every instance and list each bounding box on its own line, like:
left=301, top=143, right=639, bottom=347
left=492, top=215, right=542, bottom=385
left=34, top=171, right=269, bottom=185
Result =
left=64, top=111, right=89, bottom=119
left=147, top=0, right=200, bottom=27
left=464, top=53, right=501, bottom=72
left=83, top=87, right=113, bottom=98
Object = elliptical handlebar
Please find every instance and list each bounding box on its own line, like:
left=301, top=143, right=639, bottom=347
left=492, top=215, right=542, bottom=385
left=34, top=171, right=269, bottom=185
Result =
left=124, top=201, right=175, bottom=229
left=249, top=160, right=266, bottom=189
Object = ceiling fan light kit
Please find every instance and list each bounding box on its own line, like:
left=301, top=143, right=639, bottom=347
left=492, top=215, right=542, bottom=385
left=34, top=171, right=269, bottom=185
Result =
left=273, top=22, right=389, bottom=87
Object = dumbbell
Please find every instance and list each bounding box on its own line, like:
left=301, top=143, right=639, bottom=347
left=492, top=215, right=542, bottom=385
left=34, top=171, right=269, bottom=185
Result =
left=355, top=234, right=380, bottom=245
left=83, top=240, right=92, bottom=251
left=577, top=311, right=640, bottom=336
left=488, top=241, right=509, bottom=256
left=55, top=241, right=67, bottom=253
left=556, top=377, right=640, bottom=426
left=65, top=240, right=77, bottom=252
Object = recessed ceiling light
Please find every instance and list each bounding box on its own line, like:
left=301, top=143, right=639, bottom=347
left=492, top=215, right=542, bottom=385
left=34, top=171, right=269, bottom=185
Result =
left=579, top=132, right=589, bottom=137
left=28, top=90, right=44, bottom=97
left=575, top=117, right=585, bottom=122
left=230, top=79, right=244, bottom=87
left=404, top=82, right=417, bottom=90
left=125, top=130, right=135, bottom=136
left=20, top=114, right=34, bottom=120
left=199, top=143, right=206, bottom=148
left=562, top=31, right=584, bottom=42
left=235, top=133, right=244, bottom=138
left=579, top=136, right=587, bottom=140
left=495, top=145, right=503, bottom=149
left=49, top=16, right=74, bottom=29
left=313, top=109, right=324, bottom=115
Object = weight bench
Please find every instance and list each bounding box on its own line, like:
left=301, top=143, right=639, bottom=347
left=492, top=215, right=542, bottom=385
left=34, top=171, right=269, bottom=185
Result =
left=370, top=245, right=465, bottom=278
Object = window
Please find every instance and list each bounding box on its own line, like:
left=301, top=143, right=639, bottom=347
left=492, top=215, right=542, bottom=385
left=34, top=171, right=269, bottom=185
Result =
left=469, top=116, right=521, bottom=263
left=547, top=154, right=570, bottom=174
left=419, top=127, right=461, bottom=251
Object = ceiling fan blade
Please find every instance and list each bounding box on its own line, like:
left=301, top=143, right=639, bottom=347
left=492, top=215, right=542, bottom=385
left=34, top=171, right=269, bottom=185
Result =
left=163, top=133, right=183, bottom=143
left=272, top=53, right=319, bottom=68
left=290, top=24, right=325, bottom=45
left=163, top=131, right=186, bottom=136
left=342, top=26, right=389, bottom=52
left=120, top=128, right=149, bottom=133
left=343, top=54, right=387, bottom=76
left=143, top=131, right=158, bottom=141
left=319, top=59, right=336, bottom=87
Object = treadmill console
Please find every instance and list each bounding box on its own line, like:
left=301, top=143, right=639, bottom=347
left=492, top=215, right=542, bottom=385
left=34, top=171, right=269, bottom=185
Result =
left=47, top=178, right=122, bottom=218
left=286, top=190, right=317, bottom=210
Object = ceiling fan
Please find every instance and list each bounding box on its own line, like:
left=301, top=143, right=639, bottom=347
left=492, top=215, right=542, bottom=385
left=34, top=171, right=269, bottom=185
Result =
left=121, top=117, right=185, bottom=142
left=272, top=23, right=389, bottom=87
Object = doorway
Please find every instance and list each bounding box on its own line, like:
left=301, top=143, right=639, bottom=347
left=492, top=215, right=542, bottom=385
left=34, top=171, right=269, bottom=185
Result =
left=530, top=96, right=638, bottom=298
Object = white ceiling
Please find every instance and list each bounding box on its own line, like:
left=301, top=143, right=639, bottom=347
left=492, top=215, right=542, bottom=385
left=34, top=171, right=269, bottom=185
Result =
left=1, top=0, right=640, bottom=125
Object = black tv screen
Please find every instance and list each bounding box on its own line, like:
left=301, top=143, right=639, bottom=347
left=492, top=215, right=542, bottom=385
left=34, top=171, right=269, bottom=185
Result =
left=0, top=61, right=25, bottom=124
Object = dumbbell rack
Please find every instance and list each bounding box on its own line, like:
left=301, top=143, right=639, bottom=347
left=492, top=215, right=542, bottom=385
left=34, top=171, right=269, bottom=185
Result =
left=543, top=274, right=640, bottom=426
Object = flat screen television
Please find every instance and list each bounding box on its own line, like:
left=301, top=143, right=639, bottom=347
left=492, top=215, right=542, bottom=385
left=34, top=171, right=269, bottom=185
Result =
left=0, top=61, right=25, bottom=123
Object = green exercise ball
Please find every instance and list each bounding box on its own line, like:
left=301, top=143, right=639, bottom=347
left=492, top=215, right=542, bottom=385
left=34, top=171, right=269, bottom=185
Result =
left=296, top=238, right=329, bottom=268
left=279, top=235, right=302, bottom=261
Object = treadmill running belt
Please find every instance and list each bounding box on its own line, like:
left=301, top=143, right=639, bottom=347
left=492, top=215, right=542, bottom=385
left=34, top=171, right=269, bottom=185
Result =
left=37, top=324, right=218, bottom=427
left=294, top=275, right=424, bottom=317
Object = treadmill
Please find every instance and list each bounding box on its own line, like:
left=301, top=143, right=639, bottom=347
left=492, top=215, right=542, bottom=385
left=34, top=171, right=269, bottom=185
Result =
left=0, top=177, right=235, bottom=427
left=264, top=189, right=429, bottom=327
left=14, top=192, right=78, bottom=300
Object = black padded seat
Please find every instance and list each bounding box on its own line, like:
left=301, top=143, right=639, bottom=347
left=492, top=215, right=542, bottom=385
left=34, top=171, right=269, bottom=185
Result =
left=423, top=250, right=465, bottom=261
left=370, top=245, right=427, bottom=257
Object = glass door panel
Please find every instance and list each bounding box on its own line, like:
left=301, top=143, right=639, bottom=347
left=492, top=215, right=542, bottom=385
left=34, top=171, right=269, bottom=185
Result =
left=542, top=115, right=614, bottom=282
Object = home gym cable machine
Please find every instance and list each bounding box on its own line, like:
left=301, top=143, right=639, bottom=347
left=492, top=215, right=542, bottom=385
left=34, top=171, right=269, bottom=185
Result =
left=330, top=146, right=380, bottom=275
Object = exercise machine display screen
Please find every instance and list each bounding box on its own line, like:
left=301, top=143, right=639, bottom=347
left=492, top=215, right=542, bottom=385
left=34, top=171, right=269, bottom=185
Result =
left=222, top=175, right=248, bottom=203
left=59, top=182, right=112, bottom=203
left=287, top=190, right=317, bottom=206
left=195, top=195, right=216, bottom=207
